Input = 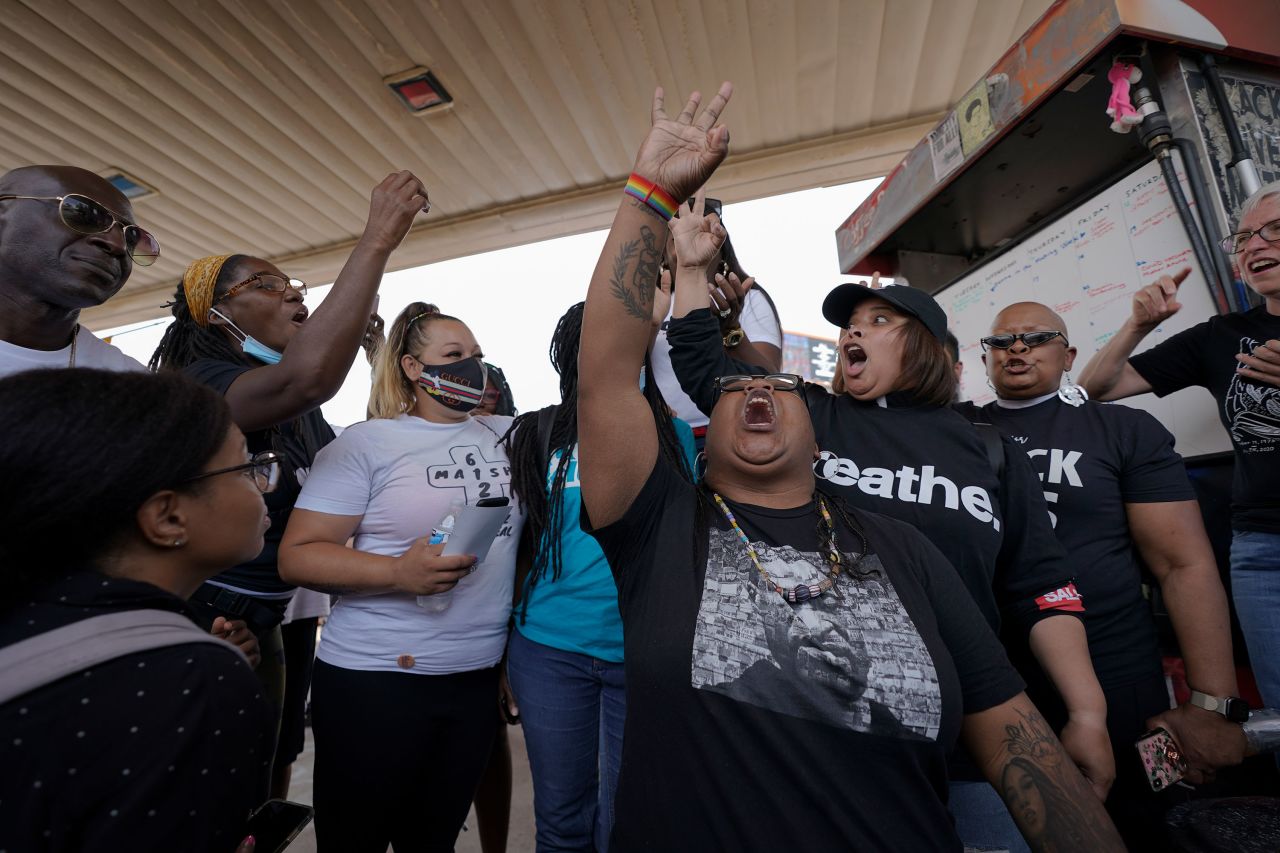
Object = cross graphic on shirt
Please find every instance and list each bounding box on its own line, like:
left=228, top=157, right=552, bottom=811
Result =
left=426, top=444, right=512, bottom=503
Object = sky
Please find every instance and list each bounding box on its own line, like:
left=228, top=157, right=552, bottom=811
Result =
left=104, top=178, right=881, bottom=427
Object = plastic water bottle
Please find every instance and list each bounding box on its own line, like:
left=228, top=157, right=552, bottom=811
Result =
left=418, top=500, right=464, bottom=613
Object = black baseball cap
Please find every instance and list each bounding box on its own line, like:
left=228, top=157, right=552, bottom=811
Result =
left=821, top=283, right=948, bottom=342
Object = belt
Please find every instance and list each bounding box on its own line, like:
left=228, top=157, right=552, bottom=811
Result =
left=189, top=584, right=287, bottom=633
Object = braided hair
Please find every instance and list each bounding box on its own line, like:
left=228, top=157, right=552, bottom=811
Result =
left=148, top=255, right=252, bottom=372
left=504, top=302, right=693, bottom=622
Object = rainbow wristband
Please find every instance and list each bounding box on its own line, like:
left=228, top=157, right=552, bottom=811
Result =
left=624, top=173, right=678, bottom=221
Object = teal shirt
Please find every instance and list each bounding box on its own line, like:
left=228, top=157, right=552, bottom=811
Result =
left=516, top=419, right=697, bottom=662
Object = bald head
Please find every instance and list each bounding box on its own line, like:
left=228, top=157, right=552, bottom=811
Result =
left=0, top=166, right=132, bottom=216
left=991, top=301, right=1069, bottom=337
left=984, top=301, right=1076, bottom=401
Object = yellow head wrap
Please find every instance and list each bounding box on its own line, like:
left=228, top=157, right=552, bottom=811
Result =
left=182, top=254, right=233, bottom=327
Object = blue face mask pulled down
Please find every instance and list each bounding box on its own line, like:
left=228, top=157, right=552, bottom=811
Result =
left=210, top=308, right=284, bottom=365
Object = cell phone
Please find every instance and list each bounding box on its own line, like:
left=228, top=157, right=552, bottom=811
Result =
left=244, top=799, right=314, bottom=852
left=1135, top=727, right=1186, bottom=791
left=476, top=497, right=510, bottom=508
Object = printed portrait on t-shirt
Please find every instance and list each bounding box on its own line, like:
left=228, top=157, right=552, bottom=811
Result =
left=1226, top=337, right=1280, bottom=447
left=690, top=528, right=942, bottom=741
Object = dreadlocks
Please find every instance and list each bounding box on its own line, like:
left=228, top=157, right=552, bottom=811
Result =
left=504, top=301, right=693, bottom=623
left=148, top=254, right=251, bottom=372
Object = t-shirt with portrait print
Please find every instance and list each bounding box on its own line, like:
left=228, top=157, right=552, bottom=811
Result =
left=586, top=457, right=1024, bottom=853
left=294, top=413, right=522, bottom=675
left=1129, top=306, right=1280, bottom=532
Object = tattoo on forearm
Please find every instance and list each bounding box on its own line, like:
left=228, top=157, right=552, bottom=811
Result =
left=996, top=707, right=1123, bottom=852
left=608, top=224, right=661, bottom=322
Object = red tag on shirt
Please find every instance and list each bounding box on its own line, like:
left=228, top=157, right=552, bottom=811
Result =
left=1036, top=583, right=1084, bottom=612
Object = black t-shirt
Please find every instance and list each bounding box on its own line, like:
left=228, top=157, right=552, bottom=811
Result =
left=586, top=458, right=1024, bottom=853
left=184, top=359, right=336, bottom=597
left=1129, top=306, right=1280, bottom=533
left=966, top=396, right=1196, bottom=688
left=0, top=572, right=272, bottom=852
left=667, top=309, right=1082, bottom=639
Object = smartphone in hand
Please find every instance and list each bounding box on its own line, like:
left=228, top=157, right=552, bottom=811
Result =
left=1135, top=727, right=1186, bottom=791
left=244, top=799, right=314, bottom=852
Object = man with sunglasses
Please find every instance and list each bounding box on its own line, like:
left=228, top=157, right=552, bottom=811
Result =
left=0, top=165, right=158, bottom=377
left=1080, top=182, right=1280, bottom=749
left=964, top=301, right=1242, bottom=849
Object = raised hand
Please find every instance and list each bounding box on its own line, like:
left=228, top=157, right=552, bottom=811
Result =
left=633, top=83, right=733, bottom=207
left=1131, top=267, right=1190, bottom=331
left=710, top=271, right=754, bottom=332
left=669, top=187, right=726, bottom=272
left=359, top=170, right=431, bottom=255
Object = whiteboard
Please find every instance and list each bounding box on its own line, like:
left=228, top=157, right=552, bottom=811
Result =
left=936, top=158, right=1231, bottom=458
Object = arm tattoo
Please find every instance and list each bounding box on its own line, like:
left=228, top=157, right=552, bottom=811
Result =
left=608, top=224, right=661, bottom=322
left=996, top=707, right=1123, bottom=852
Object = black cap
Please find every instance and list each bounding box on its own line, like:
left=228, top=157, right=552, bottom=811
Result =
left=821, top=283, right=948, bottom=342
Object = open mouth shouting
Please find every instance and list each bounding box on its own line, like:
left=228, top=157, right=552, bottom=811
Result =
left=1002, top=356, right=1033, bottom=375
left=743, top=387, right=777, bottom=431
left=843, top=343, right=867, bottom=378
left=290, top=306, right=309, bottom=326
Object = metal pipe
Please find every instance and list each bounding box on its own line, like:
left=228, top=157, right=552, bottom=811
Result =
left=1198, top=53, right=1262, bottom=197
left=1171, top=138, right=1239, bottom=308
left=1134, top=85, right=1233, bottom=314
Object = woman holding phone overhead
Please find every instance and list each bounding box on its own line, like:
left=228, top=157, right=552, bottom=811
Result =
left=279, top=303, right=522, bottom=852
left=575, top=80, right=1123, bottom=852
left=149, top=171, right=431, bottom=798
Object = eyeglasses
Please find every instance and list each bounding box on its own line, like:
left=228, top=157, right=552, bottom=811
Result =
left=0, top=194, right=161, bottom=265
left=1221, top=218, right=1280, bottom=254
left=713, top=373, right=805, bottom=400
left=183, top=451, right=282, bottom=494
left=980, top=331, right=1069, bottom=351
left=216, top=273, right=308, bottom=304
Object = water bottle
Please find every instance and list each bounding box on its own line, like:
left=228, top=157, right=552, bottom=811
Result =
left=418, top=500, right=464, bottom=613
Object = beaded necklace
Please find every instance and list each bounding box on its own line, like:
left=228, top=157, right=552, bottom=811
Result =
left=712, top=492, right=845, bottom=602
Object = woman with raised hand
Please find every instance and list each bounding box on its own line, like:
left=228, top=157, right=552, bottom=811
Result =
left=278, top=303, right=522, bottom=852
left=665, top=203, right=1112, bottom=853
left=503, top=301, right=696, bottom=851
left=148, top=171, right=429, bottom=790
left=576, top=81, right=1124, bottom=852
left=0, top=368, right=277, bottom=853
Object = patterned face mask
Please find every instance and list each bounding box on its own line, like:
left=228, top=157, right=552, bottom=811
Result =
left=415, top=356, right=488, bottom=412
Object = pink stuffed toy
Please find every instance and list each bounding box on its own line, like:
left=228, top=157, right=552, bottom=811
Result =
left=1107, top=62, right=1142, bottom=133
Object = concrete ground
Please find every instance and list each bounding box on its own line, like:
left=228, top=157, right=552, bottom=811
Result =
left=285, top=724, right=537, bottom=852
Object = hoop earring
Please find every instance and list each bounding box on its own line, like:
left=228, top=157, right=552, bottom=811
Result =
left=695, top=451, right=708, bottom=480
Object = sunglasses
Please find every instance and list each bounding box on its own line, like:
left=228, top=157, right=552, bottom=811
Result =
left=183, top=451, right=282, bottom=494
left=1221, top=217, right=1280, bottom=254
left=713, top=373, right=805, bottom=400
left=216, top=272, right=308, bottom=304
left=980, top=330, right=1069, bottom=351
left=0, top=194, right=160, bottom=265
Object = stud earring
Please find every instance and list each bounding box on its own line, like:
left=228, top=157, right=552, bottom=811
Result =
left=172, top=539, right=185, bottom=547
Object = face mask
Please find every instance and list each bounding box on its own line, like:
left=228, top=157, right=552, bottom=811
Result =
left=415, top=356, right=487, bottom=412
left=209, top=308, right=284, bottom=365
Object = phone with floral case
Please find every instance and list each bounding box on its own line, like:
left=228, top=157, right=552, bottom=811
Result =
left=1135, top=727, right=1186, bottom=791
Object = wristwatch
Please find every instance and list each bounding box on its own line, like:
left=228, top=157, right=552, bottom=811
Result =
left=1189, top=689, right=1250, bottom=723
left=722, top=328, right=745, bottom=349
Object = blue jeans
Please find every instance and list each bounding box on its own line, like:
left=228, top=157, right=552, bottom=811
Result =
left=1231, top=530, right=1280, bottom=709
left=949, top=780, right=1029, bottom=853
left=507, top=629, right=626, bottom=852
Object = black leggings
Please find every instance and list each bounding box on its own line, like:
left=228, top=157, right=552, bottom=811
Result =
left=310, top=660, right=499, bottom=852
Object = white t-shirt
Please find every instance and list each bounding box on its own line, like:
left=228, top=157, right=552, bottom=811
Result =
left=651, top=288, right=782, bottom=428
left=295, top=413, right=521, bottom=675
left=0, top=325, right=145, bottom=379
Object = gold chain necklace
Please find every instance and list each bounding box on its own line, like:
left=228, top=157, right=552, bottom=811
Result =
left=712, top=492, right=844, bottom=602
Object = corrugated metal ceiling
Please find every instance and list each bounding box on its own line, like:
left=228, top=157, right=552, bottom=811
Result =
left=0, top=0, right=1054, bottom=328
